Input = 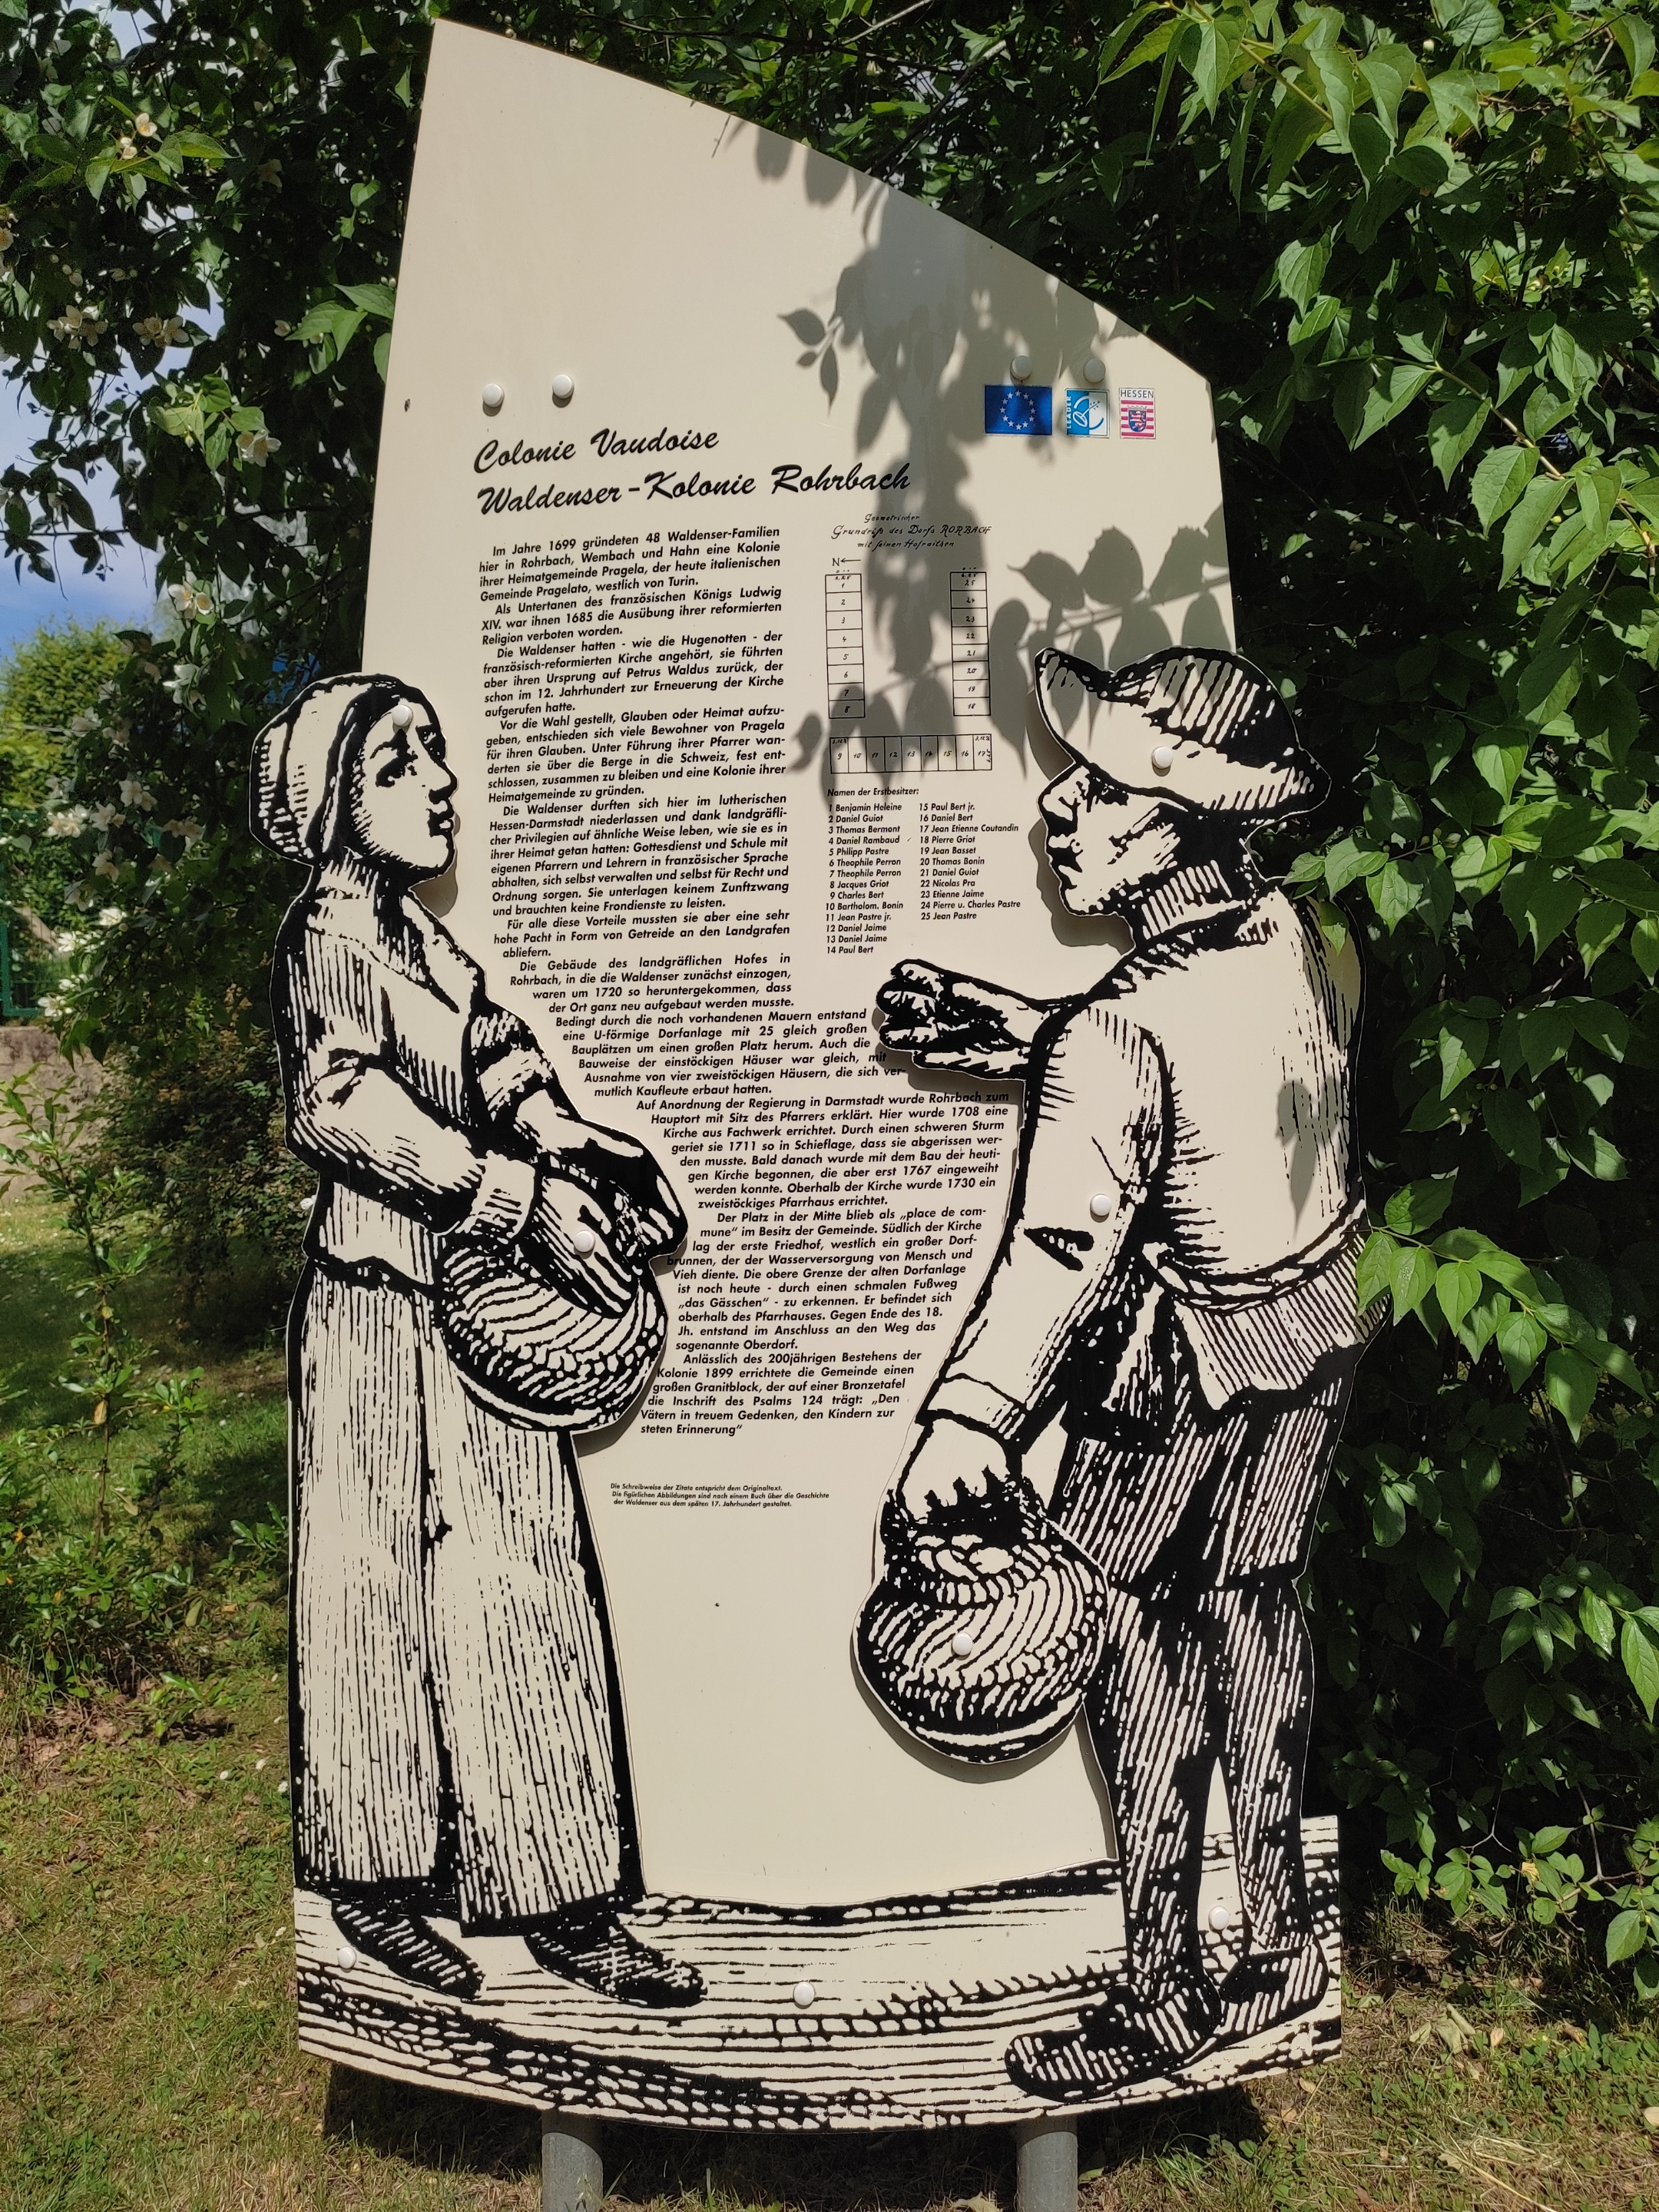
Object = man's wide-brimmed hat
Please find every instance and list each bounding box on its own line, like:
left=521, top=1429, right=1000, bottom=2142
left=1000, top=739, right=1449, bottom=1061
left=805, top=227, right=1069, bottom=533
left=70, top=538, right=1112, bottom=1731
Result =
left=1031, top=644, right=1326, bottom=821
left=250, top=671, right=430, bottom=865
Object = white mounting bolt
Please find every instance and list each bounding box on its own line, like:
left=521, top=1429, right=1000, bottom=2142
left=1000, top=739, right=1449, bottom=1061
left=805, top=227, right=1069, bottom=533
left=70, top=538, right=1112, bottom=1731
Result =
left=572, top=1227, right=598, bottom=1256
left=336, top=1944, right=358, bottom=1969
left=1207, top=1903, right=1233, bottom=1932
left=551, top=373, right=575, bottom=404
left=1151, top=744, right=1175, bottom=773
left=390, top=701, right=413, bottom=730
left=1089, top=1193, right=1113, bottom=1221
left=951, top=1629, right=975, bottom=1657
left=482, top=381, right=505, bottom=413
left=1010, top=353, right=1033, bottom=382
left=1083, top=356, right=1106, bottom=386
left=793, top=1980, right=816, bottom=2008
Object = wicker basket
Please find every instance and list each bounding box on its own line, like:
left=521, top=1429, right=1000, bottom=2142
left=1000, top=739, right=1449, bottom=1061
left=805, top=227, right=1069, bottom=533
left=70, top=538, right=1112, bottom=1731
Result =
left=437, top=1234, right=665, bottom=1432
left=856, top=1472, right=1108, bottom=1764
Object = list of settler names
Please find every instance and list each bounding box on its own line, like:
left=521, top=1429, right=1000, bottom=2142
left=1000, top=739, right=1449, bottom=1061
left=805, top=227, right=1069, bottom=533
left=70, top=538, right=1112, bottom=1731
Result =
left=476, top=515, right=1021, bottom=1443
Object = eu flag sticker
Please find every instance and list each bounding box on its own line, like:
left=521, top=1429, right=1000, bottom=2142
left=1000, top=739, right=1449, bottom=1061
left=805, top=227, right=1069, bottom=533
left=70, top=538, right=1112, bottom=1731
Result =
left=1064, top=389, right=1110, bottom=437
left=985, top=385, right=1051, bottom=435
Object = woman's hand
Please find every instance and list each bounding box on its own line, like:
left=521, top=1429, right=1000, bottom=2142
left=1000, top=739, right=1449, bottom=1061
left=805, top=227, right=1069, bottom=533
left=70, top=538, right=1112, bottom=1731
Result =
left=516, top=1094, right=686, bottom=1253
left=894, top=1416, right=1015, bottom=1524
left=525, top=1175, right=636, bottom=1315
left=876, top=961, right=1051, bottom=1077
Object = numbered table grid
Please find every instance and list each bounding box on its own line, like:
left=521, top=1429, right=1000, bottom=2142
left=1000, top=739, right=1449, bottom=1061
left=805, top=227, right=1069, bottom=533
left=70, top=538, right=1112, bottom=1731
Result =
left=831, top=732, right=994, bottom=776
left=826, top=575, right=866, bottom=724
left=950, top=569, right=990, bottom=720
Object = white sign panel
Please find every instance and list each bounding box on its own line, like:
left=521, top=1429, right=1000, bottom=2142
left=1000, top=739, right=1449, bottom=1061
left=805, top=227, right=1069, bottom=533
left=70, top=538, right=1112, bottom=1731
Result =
left=267, top=20, right=1359, bottom=2125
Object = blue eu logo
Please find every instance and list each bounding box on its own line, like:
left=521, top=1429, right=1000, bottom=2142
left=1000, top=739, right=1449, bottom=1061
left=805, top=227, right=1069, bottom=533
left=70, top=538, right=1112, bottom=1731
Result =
left=984, top=385, right=1052, bottom=436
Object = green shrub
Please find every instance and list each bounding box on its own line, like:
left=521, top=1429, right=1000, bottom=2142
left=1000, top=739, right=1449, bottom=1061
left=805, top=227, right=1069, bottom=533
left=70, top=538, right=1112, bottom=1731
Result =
left=98, top=1013, right=310, bottom=1319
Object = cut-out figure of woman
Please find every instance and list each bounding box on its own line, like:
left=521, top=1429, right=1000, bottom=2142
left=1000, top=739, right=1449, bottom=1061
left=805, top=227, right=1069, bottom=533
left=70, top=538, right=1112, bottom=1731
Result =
left=252, top=673, right=700, bottom=2010
left=875, top=645, right=1364, bottom=2097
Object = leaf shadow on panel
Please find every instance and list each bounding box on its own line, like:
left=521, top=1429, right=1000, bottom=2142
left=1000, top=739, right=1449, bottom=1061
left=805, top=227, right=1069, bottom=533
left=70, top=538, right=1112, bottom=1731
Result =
left=752, top=140, right=1230, bottom=805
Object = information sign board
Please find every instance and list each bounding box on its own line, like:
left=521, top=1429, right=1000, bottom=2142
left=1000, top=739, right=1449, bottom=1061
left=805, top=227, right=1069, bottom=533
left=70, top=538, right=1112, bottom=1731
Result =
left=260, top=20, right=1363, bottom=2125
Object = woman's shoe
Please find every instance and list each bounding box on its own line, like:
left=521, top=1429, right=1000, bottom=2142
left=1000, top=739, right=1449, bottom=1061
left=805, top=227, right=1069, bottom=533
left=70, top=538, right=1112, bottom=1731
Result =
left=523, top=1900, right=704, bottom=2008
left=329, top=1894, right=482, bottom=2001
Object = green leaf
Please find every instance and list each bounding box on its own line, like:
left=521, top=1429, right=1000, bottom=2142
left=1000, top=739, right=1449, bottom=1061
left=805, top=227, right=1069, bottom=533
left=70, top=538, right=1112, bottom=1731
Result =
left=1569, top=1000, right=1628, bottom=1061
left=1274, top=236, right=1330, bottom=313
left=1353, top=363, right=1436, bottom=449
left=1496, top=1309, right=1548, bottom=1389
left=1392, top=1242, right=1440, bottom=1323
left=1436, top=1259, right=1483, bottom=1330
left=1472, top=740, right=1527, bottom=801
left=1432, top=0, right=1503, bottom=44
left=1502, top=475, right=1571, bottom=585
left=1483, top=1088, right=1544, bottom=1170
left=1582, top=857, right=1659, bottom=916
left=1611, top=15, right=1657, bottom=86
left=1373, top=1479, right=1412, bottom=1548
left=1324, top=835, right=1385, bottom=893
left=1428, top=393, right=1492, bottom=486
left=338, top=280, right=396, bottom=320
left=1356, top=1228, right=1396, bottom=1310
left=1622, top=1616, right=1659, bottom=1720
left=1608, top=1908, right=1647, bottom=1965
left=1575, top=902, right=1624, bottom=972
left=1634, top=917, right=1659, bottom=982
left=1419, top=1536, right=1460, bottom=1612
left=1449, top=833, right=1511, bottom=899
left=1545, top=1347, right=1598, bottom=1436
left=1499, top=860, right=1581, bottom=955
left=1579, top=1587, right=1616, bottom=1656
left=1471, top=442, right=1538, bottom=531
left=1385, top=1176, right=1457, bottom=1234
left=1438, top=1013, right=1489, bottom=1096
left=1515, top=644, right=1582, bottom=727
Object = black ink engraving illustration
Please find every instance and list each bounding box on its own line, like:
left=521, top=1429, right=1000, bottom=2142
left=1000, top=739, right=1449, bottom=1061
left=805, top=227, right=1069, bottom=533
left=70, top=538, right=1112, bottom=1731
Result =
left=272, top=24, right=1356, bottom=2129
left=253, top=673, right=701, bottom=2013
left=866, top=645, right=1365, bottom=2103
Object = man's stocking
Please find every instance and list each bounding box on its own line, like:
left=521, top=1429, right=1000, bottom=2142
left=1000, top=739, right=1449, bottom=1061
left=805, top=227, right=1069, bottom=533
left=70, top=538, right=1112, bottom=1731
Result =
left=1204, top=1573, right=1315, bottom=1951
left=1083, top=1583, right=1217, bottom=2019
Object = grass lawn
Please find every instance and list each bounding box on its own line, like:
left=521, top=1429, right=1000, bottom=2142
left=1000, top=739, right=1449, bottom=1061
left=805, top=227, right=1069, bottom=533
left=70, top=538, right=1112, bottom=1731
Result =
left=2, top=1190, right=1658, bottom=2210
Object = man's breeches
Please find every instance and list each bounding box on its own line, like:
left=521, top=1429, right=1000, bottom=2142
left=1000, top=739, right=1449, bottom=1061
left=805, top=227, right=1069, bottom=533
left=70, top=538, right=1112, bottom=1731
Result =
left=290, top=1265, right=624, bottom=1926
left=1051, top=1359, right=1353, bottom=1979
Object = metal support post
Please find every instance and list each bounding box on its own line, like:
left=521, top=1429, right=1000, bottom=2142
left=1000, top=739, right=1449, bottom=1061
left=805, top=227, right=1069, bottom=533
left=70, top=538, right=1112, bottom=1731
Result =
left=541, top=2110, right=602, bottom=2212
left=1016, top=2114, right=1078, bottom=2212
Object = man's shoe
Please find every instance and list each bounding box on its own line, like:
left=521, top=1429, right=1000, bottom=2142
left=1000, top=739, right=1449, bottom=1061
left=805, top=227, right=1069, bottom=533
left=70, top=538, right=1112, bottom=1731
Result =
left=1005, top=1971, right=1220, bottom=2101
left=1215, top=1936, right=1328, bottom=2041
left=524, top=1901, right=704, bottom=2008
left=330, top=1895, right=482, bottom=2001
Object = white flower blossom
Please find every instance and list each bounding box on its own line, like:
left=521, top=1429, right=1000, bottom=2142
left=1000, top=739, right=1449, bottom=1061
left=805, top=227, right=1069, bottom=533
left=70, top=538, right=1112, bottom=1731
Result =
left=118, top=778, right=154, bottom=812
left=92, top=850, right=118, bottom=879
left=46, top=808, right=84, bottom=838
left=237, top=429, right=281, bottom=465
left=48, top=303, right=108, bottom=349
left=134, top=112, right=157, bottom=138
left=98, top=906, right=122, bottom=926
left=164, top=817, right=204, bottom=847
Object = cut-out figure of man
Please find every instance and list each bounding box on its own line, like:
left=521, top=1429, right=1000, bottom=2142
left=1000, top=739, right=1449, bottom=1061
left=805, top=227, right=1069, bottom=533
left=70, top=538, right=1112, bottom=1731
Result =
left=876, top=645, right=1365, bottom=2097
